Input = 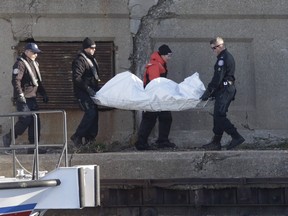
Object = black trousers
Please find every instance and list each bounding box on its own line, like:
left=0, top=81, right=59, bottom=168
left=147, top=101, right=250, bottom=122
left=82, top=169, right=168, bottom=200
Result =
left=137, top=111, right=172, bottom=146
left=213, top=85, right=237, bottom=136
left=75, top=94, right=99, bottom=139
left=14, top=97, right=40, bottom=144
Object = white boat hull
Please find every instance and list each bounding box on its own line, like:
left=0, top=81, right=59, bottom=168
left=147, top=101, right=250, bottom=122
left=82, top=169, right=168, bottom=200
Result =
left=0, top=165, right=100, bottom=215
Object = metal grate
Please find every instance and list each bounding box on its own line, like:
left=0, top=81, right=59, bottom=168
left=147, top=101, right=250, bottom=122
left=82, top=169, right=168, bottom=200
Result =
left=16, top=41, right=115, bottom=109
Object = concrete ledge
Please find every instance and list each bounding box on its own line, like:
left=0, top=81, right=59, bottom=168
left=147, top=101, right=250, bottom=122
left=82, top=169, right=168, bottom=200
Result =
left=1, top=150, right=288, bottom=179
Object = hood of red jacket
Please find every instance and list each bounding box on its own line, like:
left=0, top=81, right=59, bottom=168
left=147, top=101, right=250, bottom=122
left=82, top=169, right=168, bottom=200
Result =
left=147, top=51, right=165, bottom=66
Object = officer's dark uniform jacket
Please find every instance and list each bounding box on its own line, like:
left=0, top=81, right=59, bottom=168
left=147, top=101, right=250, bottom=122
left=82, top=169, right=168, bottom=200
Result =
left=72, top=51, right=100, bottom=98
left=208, top=48, right=237, bottom=136
left=12, top=53, right=46, bottom=100
left=207, top=48, right=235, bottom=96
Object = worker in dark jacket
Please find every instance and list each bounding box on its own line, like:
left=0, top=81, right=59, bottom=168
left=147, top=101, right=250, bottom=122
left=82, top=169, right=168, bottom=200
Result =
left=135, top=44, right=176, bottom=150
left=71, top=37, right=100, bottom=147
left=2, top=42, right=49, bottom=154
left=200, top=37, right=245, bottom=150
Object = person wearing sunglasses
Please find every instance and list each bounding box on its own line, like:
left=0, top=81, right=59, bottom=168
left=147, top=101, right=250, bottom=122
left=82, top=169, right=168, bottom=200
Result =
left=2, top=42, right=49, bottom=154
left=71, top=37, right=101, bottom=148
left=200, top=37, right=245, bottom=150
left=135, top=44, right=176, bottom=151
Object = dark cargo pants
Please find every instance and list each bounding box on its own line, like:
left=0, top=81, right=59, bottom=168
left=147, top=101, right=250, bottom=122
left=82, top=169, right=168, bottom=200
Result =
left=75, top=94, right=99, bottom=140
left=14, top=97, right=40, bottom=144
left=213, top=85, right=237, bottom=136
left=137, top=111, right=172, bottom=146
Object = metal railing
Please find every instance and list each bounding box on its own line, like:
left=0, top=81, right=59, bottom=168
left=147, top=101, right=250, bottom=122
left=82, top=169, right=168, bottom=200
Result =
left=0, top=110, right=68, bottom=180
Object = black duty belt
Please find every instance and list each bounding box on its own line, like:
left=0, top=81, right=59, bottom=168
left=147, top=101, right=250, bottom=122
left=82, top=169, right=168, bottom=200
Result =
left=223, top=80, right=234, bottom=86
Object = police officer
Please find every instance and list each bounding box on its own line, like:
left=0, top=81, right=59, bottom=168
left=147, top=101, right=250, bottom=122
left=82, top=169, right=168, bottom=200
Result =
left=200, top=37, right=245, bottom=150
left=71, top=37, right=100, bottom=147
left=2, top=42, right=49, bottom=154
left=135, top=44, right=176, bottom=150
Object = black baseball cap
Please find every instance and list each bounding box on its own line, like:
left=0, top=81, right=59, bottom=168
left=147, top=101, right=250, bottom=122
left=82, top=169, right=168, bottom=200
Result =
left=25, top=43, right=41, bottom=53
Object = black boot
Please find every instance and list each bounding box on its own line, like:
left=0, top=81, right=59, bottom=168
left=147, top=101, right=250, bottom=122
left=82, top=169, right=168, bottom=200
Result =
left=28, top=148, right=47, bottom=154
left=226, top=131, right=245, bottom=150
left=2, top=131, right=12, bottom=147
left=70, top=134, right=83, bottom=148
left=28, top=141, right=47, bottom=154
left=84, top=136, right=96, bottom=145
left=202, top=135, right=222, bottom=150
left=156, top=140, right=176, bottom=149
left=135, top=141, right=157, bottom=151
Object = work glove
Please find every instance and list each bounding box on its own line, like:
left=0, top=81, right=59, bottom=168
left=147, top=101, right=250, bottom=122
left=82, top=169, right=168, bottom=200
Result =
left=200, top=89, right=211, bottom=101
left=43, top=94, right=49, bottom=103
left=17, top=94, right=26, bottom=104
left=87, top=86, right=96, bottom=97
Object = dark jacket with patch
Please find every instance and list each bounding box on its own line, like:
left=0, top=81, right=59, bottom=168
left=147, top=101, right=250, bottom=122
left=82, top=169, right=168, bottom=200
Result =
left=208, top=48, right=235, bottom=95
left=12, top=53, right=46, bottom=99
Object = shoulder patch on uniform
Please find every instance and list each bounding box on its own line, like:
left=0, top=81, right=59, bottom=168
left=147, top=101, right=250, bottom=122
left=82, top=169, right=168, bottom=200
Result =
left=13, top=68, right=19, bottom=75
left=218, top=60, right=224, bottom=66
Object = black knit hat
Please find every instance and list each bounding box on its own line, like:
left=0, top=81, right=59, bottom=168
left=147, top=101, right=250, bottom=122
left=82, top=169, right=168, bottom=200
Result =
left=82, top=37, right=96, bottom=49
left=158, top=44, right=172, bottom=55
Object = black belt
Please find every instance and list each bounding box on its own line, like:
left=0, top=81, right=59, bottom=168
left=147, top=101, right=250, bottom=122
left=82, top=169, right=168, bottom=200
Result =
left=223, top=80, right=234, bottom=86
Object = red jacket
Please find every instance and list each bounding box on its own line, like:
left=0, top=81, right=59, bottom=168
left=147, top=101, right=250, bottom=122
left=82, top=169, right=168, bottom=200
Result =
left=143, top=51, right=167, bottom=87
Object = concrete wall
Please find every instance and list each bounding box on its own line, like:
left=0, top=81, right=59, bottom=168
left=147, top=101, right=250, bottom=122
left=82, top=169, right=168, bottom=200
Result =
left=0, top=0, right=134, bottom=145
left=131, top=0, right=288, bottom=147
left=0, top=0, right=287, bottom=148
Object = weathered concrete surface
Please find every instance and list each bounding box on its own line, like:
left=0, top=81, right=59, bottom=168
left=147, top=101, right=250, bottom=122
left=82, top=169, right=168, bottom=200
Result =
left=1, top=150, right=288, bottom=179
left=130, top=0, right=288, bottom=147
left=0, top=0, right=287, bottom=149
left=2, top=150, right=288, bottom=215
left=0, top=0, right=134, bottom=146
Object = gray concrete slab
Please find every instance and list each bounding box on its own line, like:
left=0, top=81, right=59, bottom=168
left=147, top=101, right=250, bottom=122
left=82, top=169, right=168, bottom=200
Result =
left=1, top=150, right=288, bottom=179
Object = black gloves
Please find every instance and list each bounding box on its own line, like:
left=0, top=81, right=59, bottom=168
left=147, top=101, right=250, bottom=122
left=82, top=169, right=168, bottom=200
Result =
left=43, top=95, right=49, bottom=103
left=200, top=89, right=212, bottom=101
left=87, top=86, right=96, bottom=96
left=17, top=94, right=26, bottom=103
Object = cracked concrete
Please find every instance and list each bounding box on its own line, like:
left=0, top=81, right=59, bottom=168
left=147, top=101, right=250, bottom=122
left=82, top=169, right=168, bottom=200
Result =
left=27, top=0, right=41, bottom=11
left=1, top=150, right=288, bottom=179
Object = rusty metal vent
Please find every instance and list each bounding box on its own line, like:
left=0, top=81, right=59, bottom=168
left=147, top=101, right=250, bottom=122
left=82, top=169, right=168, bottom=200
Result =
left=17, top=41, right=115, bottom=109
